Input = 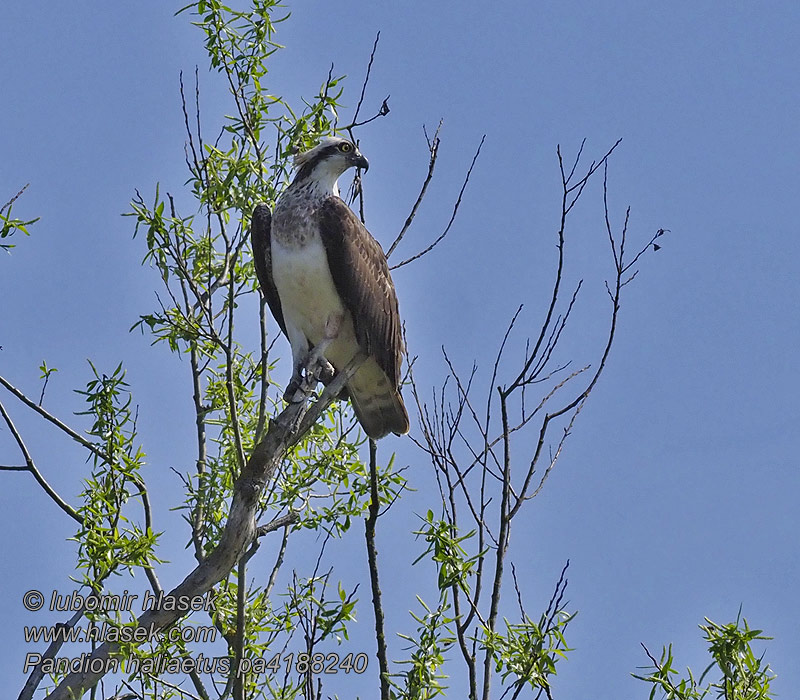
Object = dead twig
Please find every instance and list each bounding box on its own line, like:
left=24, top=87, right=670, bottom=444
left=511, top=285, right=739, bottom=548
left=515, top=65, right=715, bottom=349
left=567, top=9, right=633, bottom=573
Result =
left=391, top=135, right=485, bottom=270
left=0, top=399, right=82, bottom=524
left=386, top=121, right=442, bottom=259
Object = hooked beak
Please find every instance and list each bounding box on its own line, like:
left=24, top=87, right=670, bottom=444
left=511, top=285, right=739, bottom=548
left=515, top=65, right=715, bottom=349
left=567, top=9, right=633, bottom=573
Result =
left=352, top=152, right=369, bottom=172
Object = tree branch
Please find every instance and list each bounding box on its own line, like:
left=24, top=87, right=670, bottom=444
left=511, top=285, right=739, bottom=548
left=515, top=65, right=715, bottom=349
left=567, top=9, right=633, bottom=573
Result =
left=352, top=32, right=380, bottom=128
left=0, top=374, right=111, bottom=464
left=18, top=608, right=85, bottom=700
left=0, top=399, right=82, bottom=524
left=391, top=135, right=485, bottom=270
left=43, top=359, right=361, bottom=699
left=386, top=121, right=442, bottom=259
left=365, top=438, right=390, bottom=700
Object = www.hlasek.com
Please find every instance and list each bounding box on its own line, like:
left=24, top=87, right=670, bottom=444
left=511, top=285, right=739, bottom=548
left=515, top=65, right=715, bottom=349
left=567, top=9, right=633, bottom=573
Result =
left=24, top=620, right=217, bottom=645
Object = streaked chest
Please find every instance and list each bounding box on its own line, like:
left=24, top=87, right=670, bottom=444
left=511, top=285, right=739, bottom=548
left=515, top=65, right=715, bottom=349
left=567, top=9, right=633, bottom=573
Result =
left=272, top=183, right=324, bottom=249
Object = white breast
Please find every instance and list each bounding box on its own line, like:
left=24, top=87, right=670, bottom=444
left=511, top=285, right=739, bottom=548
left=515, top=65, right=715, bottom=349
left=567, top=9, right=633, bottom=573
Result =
left=270, top=231, right=360, bottom=369
left=272, top=230, right=337, bottom=331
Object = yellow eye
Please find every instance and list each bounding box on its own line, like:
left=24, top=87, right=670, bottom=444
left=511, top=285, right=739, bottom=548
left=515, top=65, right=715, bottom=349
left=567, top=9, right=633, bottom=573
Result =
left=339, top=142, right=353, bottom=153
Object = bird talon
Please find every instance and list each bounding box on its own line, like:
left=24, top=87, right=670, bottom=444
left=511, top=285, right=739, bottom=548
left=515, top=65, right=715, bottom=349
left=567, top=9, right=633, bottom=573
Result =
left=316, top=360, right=336, bottom=385
left=283, top=377, right=304, bottom=403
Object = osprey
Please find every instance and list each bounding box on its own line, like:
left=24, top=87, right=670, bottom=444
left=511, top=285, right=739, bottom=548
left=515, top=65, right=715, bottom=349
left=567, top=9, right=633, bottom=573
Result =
left=250, top=136, right=409, bottom=439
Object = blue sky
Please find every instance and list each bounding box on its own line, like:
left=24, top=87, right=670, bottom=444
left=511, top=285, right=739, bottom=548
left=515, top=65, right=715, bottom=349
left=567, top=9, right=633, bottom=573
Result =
left=2, top=1, right=798, bottom=697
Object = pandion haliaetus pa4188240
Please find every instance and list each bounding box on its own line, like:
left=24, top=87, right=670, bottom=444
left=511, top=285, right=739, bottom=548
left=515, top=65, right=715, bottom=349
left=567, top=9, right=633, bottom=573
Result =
left=250, top=136, right=410, bottom=440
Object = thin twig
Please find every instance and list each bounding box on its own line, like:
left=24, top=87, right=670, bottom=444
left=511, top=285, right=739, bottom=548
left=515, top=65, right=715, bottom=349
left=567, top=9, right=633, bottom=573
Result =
left=386, top=121, right=442, bottom=259
left=142, top=671, right=204, bottom=700
left=504, top=140, right=620, bottom=395
left=265, top=524, right=291, bottom=598
left=391, top=135, right=485, bottom=270
left=0, top=399, right=83, bottom=524
left=0, top=374, right=111, bottom=463
left=365, top=438, right=390, bottom=700
left=1, top=182, right=31, bottom=212
left=344, top=97, right=390, bottom=131
left=352, top=32, right=380, bottom=127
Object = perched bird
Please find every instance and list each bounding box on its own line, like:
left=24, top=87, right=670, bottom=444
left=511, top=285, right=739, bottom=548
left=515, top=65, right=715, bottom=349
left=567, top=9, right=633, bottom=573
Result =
left=250, top=136, right=409, bottom=439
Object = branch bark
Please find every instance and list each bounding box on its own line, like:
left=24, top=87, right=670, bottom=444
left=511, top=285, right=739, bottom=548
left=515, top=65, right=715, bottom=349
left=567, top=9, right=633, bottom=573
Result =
left=43, top=362, right=359, bottom=700
left=365, top=438, right=390, bottom=700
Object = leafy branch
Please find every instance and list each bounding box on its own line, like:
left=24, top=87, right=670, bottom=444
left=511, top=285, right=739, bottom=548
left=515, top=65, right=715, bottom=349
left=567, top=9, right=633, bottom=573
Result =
left=1, top=183, right=39, bottom=253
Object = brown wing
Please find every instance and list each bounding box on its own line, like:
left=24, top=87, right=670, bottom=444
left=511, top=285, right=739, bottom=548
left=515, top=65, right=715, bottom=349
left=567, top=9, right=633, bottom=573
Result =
left=250, top=203, right=287, bottom=337
left=317, top=197, right=404, bottom=390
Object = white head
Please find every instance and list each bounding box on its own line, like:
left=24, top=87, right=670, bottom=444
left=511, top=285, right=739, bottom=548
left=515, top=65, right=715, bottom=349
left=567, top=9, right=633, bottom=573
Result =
left=292, top=136, right=369, bottom=195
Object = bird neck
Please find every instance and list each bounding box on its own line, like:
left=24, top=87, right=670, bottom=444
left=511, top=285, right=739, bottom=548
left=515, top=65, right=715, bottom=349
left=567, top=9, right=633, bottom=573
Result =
left=292, top=161, right=347, bottom=199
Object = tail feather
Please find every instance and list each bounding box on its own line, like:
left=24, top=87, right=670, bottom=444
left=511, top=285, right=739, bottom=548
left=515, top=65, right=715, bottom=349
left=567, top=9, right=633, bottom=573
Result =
left=347, top=358, right=409, bottom=439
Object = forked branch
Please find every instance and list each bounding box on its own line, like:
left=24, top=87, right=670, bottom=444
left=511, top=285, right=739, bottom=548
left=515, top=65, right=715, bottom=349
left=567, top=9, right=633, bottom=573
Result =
left=392, top=135, right=486, bottom=270
left=0, top=399, right=82, bottom=524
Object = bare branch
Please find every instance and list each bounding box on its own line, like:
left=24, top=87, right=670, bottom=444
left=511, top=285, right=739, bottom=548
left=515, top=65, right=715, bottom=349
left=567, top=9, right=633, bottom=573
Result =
left=365, top=438, right=390, bottom=700
left=0, top=374, right=111, bottom=463
left=543, top=560, right=570, bottom=630
left=142, top=671, right=205, bottom=700
left=351, top=31, right=381, bottom=127
left=38, top=368, right=54, bottom=406
left=527, top=402, right=584, bottom=501
left=0, top=399, right=82, bottom=524
left=505, top=140, right=619, bottom=394
left=256, top=511, right=299, bottom=538
left=386, top=121, right=442, bottom=259
left=265, top=522, right=291, bottom=598
left=344, top=97, right=390, bottom=131
left=621, top=225, right=669, bottom=276
left=1, top=182, right=31, bottom=212
left=391, top=135, right=485, bottom=270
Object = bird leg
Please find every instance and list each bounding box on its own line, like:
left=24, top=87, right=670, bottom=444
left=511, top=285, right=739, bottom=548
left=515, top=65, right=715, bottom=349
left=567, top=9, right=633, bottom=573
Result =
left=286, top=313, right=343, bottom=403
left=283, top=368, right=305, bottom=403
left=316, top=359, right=336, bottom=384
left=308, top=313, right=343, bottom=373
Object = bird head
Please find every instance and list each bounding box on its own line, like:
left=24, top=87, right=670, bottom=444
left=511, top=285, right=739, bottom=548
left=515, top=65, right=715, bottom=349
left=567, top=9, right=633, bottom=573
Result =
left=292, top=136, right=369, bottom=193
